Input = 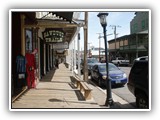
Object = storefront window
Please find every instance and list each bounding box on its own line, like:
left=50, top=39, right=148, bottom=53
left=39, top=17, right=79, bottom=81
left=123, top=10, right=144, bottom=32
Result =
left=25, top=29, right=32, bottom=53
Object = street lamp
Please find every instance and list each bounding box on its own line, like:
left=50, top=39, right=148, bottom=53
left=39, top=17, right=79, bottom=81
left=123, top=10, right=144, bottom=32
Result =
left=97, top=12, right=114, bottom=106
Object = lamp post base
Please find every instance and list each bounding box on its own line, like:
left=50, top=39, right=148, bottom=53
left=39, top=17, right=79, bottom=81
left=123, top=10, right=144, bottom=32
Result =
left=105, top=98, right=114, bottom=107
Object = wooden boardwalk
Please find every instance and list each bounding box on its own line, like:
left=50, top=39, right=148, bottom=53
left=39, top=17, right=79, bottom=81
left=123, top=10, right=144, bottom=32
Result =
left=11, top=64, right=100, bottom=109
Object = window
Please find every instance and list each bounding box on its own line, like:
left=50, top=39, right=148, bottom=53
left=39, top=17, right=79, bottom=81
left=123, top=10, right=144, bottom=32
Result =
left=141, top=20, right=145, bottom=30
left=146, top=18, right=148, bottom=29
left=131, top=25, right=134, bottom=33
left=134, top=23, right=138, bottom=33
left=118, top=57, right=124, bottom=60
left=25, top=29, right=33, bottom=53
left=87, top=58, right=99, bottom=63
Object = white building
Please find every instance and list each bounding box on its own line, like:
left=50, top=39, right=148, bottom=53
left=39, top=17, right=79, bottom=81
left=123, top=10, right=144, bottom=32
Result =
left=91, top=47, right=105, bottom=61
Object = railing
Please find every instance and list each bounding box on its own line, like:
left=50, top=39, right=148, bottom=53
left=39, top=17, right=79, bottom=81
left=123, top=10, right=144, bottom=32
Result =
left=119, top=43, right=147, bottom=51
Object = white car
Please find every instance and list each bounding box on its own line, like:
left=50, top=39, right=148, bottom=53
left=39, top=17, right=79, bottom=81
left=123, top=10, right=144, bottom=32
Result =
left=111, top=57, right=129, bottom=66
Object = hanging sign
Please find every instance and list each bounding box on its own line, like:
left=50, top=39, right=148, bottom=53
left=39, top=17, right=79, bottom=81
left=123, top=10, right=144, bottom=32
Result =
left=42, top=28, right=65, bottom=43
left=52, top=42, right=69, bottom=49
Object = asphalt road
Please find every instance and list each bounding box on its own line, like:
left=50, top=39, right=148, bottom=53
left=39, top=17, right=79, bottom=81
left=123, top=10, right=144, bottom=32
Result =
left=112, top=67, right=136, bottom=107
left=112, top=84, right=136, bottom=107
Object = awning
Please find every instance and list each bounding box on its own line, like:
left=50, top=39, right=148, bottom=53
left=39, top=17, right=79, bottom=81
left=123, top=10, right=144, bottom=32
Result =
left=37, top=12, right=74, bottom=23
left=50, top=12, right=73, bottom=23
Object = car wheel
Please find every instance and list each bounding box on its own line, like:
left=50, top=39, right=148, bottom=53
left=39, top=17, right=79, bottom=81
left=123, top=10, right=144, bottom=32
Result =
left=98, top=78, right=102, bottom=87
left=136, top=93, right=148, bottom=109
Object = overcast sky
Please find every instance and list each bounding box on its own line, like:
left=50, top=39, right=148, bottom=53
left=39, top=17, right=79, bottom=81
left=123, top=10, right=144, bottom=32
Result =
left=78, top=11, right=135, bottom=50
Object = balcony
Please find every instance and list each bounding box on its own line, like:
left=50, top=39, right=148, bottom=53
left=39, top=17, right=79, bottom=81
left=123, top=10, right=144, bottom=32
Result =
left=119, top=43, right=148, bottom=52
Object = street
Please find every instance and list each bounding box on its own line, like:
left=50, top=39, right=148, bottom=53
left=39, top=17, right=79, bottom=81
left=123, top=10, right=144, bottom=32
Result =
left=88, top=66, right=136, bottom=108
left=113, top=67, right=136, bottom=107
left=112, top=84, right=136, bottom=107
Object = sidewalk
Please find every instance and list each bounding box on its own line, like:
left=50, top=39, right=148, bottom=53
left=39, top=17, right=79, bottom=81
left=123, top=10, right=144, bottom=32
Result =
left=12, top=63, right=134, bottom=110
left=12, top=63, right=100, bottom=109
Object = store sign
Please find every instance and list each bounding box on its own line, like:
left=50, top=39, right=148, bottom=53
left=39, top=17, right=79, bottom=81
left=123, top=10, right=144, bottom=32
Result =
left=42, top=28, right=65, bottom=43
left=52, top=42, right=69, bottom=49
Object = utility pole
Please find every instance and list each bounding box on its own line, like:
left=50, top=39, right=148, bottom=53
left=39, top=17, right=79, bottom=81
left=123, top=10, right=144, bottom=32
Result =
left=97, top=33, right=102, bottom=62
left=110, top=25, right=121, bottom=57
left=97, top=33, right=113, bottom=62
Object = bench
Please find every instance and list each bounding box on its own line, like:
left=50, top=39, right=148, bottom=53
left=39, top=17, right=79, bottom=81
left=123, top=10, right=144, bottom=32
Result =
left=72, top=76, right=92, bottom=100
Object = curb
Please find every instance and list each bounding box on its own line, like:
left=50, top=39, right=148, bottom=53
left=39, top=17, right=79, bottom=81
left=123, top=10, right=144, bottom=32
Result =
left=88, top=80, right=135, bottom=109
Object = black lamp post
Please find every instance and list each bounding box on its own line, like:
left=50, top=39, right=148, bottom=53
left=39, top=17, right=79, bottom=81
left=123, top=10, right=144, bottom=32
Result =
left=97, top=12, right=114, bottom=106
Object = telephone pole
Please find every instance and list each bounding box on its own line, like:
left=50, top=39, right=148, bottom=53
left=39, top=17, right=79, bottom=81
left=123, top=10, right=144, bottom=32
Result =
left=97, top=33, right=113, bottom=62
left=97, top=33, right=102, bottom=62
left=110, top=25, right=121, bottom=57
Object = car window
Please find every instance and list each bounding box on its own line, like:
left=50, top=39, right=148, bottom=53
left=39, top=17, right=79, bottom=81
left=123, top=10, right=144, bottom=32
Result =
left=98, top=65, right=106, bottom=72
left=98, top=64, right=119, bottom=72
left=92, top=65, right=96, bottom=71
left=118, top=57, right=124, bottom=60
left=87, top=58, right=99, bottom=63
left=95, top=65, right=98, bottom=71
left=109, top=64, right=119, bottom=71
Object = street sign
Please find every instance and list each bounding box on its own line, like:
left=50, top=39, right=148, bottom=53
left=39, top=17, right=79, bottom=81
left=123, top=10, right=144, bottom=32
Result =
left=52, top=42, right=69, bottom=49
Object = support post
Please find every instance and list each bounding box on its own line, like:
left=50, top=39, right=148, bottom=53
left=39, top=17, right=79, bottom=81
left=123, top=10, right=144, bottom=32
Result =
left=83, top=12, right=88, bottom=81
left=20, top=14, right=25, bottom=56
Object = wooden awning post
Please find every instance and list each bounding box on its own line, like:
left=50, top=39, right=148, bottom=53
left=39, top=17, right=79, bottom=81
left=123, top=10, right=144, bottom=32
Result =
left=83, top=12, right=88, bottom=81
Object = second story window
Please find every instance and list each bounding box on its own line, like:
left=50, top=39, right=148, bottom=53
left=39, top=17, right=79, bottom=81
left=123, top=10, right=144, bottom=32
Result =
left=141, top=20, right=145, bottom=30
left=134, top=23, right=138, bottom=33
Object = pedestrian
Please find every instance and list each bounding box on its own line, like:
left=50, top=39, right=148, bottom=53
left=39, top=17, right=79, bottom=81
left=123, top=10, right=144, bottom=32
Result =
left=55, top=57, right=59, bottom=69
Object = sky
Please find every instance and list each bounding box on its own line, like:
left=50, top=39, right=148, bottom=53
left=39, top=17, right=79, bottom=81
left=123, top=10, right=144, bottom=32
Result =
left=78, top=11, right=135, bottom=50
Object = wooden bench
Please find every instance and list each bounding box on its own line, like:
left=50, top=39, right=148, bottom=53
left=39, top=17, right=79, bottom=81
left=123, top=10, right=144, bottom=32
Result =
left=73, top=76, right=92, bottom=100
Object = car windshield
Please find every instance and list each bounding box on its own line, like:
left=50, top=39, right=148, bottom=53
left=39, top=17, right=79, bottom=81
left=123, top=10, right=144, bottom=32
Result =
left=87, top=58, right=99, bottom=63
left=118, top=57, right=124, bottom=60
left=99, top=64, right=119, bottom=72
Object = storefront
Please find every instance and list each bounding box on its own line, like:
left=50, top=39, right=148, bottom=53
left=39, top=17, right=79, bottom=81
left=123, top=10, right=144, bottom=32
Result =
left=11, top=11, right=80, bottom=99
left=108, top=33, right=148, bottom=64
left=11, top=12, right=40, bottom=97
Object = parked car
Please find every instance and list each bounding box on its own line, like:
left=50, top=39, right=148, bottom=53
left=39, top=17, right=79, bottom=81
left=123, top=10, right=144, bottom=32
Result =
left=81, top=58, right=99, bottom=75
left=91, top=63, right=127, bottom=87
left=134, top=56, right=148, bottom=61
left=127, top=56, right=149, bottom=108
left=111, top=57, right=129, bottom=66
